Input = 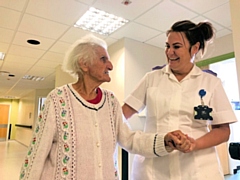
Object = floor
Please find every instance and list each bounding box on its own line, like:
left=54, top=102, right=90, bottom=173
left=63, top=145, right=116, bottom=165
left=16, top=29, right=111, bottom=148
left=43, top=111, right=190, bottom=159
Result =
left=0, top=140, right=27, bottom=180
left=0, top=140, right=240, bottom=180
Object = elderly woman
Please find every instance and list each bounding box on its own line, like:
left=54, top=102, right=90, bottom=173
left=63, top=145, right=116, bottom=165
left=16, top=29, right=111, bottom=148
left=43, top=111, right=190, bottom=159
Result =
left=19, top=34, right=190, bottom=180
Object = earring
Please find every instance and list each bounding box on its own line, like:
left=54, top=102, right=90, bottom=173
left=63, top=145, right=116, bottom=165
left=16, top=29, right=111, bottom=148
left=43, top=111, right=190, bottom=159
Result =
left=191, top=54, right=196, bottom=62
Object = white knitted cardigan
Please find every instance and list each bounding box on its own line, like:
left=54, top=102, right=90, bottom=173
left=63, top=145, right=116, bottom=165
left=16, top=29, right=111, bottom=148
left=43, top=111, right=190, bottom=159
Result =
left=19, top=84, right=168, bottom=180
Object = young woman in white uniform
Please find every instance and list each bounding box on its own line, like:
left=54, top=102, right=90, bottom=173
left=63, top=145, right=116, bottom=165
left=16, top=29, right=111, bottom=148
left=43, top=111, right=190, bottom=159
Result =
left=122, top=20, right=237, bottom=180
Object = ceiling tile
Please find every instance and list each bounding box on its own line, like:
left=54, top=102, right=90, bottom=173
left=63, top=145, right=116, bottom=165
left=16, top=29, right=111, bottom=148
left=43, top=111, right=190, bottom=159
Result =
left=135, top=1, right=198, bottom=32
left=111, top=22, right=160, bottom=42
left=2, top=61, right=32, bottom=72
left=5, top=88, right=33, bottom=98
left=3, top=54, right=38, bottom=65
left=0, top=0, right=28, bottom=11
left=27, top=66, right=55, bottom=77
left=15, top=80, right=47, bottom=90
left=191, top=16, right=225, bottom=31
left=35, top=59, right=61, bottom=69
left=145, top=33, right=166, bottom=49
left=216, top=28, right=232, bottom=38
left=172, top=0, right=229, bottom=14
left=0, top=7, right=22, bottom=30
left=60, top=27, right=94, bottom=43
left=203, top=3, right=231, bottom=27
left=8, top=45, right=45, bottom=59
left=0, top=87, right=10, bottom=94
left=0, top=79, right=17, bottom=88
left=2, top=66, right=28, bottom=78
left=18, top=14, right=69, bottom=39
left=0, top=42, right=10, bottom=52
left=93, top=0, right=163, bottom=20
left=0, top=28, right=15, bottom=43
left=49, top=41, right=72, bottom=54
left=41, top=52, right=64, bottom=63
left=7, top=69, right=28, bottom=77
left=26, top=0, right=89, bottom=25
left=75, top=0, right=96, bottom=5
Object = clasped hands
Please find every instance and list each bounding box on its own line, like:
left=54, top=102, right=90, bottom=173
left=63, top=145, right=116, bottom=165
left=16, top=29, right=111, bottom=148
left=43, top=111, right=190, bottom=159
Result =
left=164, top=130, right=195, bottom=153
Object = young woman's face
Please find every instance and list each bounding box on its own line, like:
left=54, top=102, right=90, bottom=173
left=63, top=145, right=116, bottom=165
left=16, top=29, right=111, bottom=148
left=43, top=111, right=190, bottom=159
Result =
left=87, top=46, right=113, bottom=83
left=165, top=32, right=195, bottom=74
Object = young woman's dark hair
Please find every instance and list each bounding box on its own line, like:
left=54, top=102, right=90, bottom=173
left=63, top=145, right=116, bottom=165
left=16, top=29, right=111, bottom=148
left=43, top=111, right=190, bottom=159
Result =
left=166, top=20, right=214, bottom=55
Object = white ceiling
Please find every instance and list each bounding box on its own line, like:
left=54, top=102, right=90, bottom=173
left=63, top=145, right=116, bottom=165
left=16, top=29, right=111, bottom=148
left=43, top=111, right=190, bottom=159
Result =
left=0, top=0, right=232, bottom=99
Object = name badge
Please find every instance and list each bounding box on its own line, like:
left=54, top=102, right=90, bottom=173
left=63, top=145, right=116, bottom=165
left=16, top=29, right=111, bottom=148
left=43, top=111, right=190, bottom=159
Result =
left=194, top=89, right=213, bottom=120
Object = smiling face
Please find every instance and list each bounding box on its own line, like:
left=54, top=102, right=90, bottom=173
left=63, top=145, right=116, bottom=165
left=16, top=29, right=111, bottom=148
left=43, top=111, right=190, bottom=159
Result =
left=85, top=46, right=113, bottom=84
left=165, top=32, right=199, bottom=75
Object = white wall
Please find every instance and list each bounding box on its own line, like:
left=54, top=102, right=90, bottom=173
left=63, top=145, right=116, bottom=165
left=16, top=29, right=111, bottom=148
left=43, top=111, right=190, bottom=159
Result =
left=124, top=38, right=166, bottom=97
left=201, top=34, right=234, bottom=61
left=55, top=65, right=77, bottom=87
left=230, top=0, right=240, bottom=99
left=98, top=37, right=166, bottom=179
left=15, top=89, right=52, bottom=146
left=15, top=90, right=36, bottom=146
left=101, top=38, right=125, bottom=103
left=102, top=37, right=166, bottom=179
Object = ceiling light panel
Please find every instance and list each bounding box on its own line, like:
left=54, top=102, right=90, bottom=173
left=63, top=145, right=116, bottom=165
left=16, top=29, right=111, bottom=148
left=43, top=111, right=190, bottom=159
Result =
left=0, top=52, right=5, bottom=60
left=22, top=75, right=45, bottom=81
left=74, top=7, right=129, bottom=35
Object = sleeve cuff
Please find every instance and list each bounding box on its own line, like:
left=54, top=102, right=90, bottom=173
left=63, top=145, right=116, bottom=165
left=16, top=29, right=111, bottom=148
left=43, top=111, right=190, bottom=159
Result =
left=153, top=134, right=173, bottom=156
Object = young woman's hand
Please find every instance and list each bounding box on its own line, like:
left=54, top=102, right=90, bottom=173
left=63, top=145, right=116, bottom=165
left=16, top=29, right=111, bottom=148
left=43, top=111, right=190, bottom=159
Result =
left=164, top=130, right=195, bottom=153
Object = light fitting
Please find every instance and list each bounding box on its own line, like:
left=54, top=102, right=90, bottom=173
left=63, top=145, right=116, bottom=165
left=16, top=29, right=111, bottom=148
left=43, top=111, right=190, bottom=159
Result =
left=122, top=0, right=132, bottom=5
left=74, top=7, right=129, bottom=35
left=27, top=39, right=40, bottom=45
left=0, top=52, right=5, bottom=60
left=22, top=75, right=45, bottom=81
left=1, top=95, right=18, bottom=99
left=8, top=74, right=15, bottom=77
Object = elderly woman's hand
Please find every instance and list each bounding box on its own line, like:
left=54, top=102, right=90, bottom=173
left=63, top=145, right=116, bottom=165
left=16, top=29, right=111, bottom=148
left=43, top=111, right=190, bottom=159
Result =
left=164, top=130, right=195, bottom=153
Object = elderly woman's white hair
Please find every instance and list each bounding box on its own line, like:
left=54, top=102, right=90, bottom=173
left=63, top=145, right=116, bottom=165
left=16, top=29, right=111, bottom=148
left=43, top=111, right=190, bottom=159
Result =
left=62, top=34, right=107, bottom=78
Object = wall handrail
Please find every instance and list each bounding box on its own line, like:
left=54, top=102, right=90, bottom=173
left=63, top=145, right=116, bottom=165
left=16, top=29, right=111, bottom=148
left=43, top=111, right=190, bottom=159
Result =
left=15, top=124, right=32, bottom=129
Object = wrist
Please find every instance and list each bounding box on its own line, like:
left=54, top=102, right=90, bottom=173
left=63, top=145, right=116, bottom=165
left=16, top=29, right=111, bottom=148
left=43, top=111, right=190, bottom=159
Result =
left=164, top=140, right=174, bottom=152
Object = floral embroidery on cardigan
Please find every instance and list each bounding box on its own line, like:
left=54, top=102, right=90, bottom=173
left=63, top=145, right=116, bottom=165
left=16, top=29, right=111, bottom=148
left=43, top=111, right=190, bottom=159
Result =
left=19, top=86, right=77, bottom=180
left=52, top=86, right=77, bottom=179
left=20, top=98, right=50, bottom=179
left=106, top=92, right=119, bottom=179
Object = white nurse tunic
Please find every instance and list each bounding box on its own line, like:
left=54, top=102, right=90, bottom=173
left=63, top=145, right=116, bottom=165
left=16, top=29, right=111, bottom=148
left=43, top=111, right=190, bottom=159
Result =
left=124, top=64, right=237, bottom=180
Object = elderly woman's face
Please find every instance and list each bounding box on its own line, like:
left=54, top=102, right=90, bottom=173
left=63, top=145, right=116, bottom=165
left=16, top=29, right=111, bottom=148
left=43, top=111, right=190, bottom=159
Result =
left=87, top=46, right=113, bottom=84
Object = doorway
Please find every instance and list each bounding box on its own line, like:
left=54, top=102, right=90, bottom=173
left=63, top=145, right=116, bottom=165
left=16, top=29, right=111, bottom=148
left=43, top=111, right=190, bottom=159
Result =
left=0, top=104, right=10, bottom=141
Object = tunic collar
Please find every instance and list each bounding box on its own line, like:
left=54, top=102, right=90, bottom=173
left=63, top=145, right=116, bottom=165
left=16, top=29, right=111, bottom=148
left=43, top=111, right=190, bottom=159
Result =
left=163, top=64, right=202, bottom=75
left=162, top=64, right=202, bottom=81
